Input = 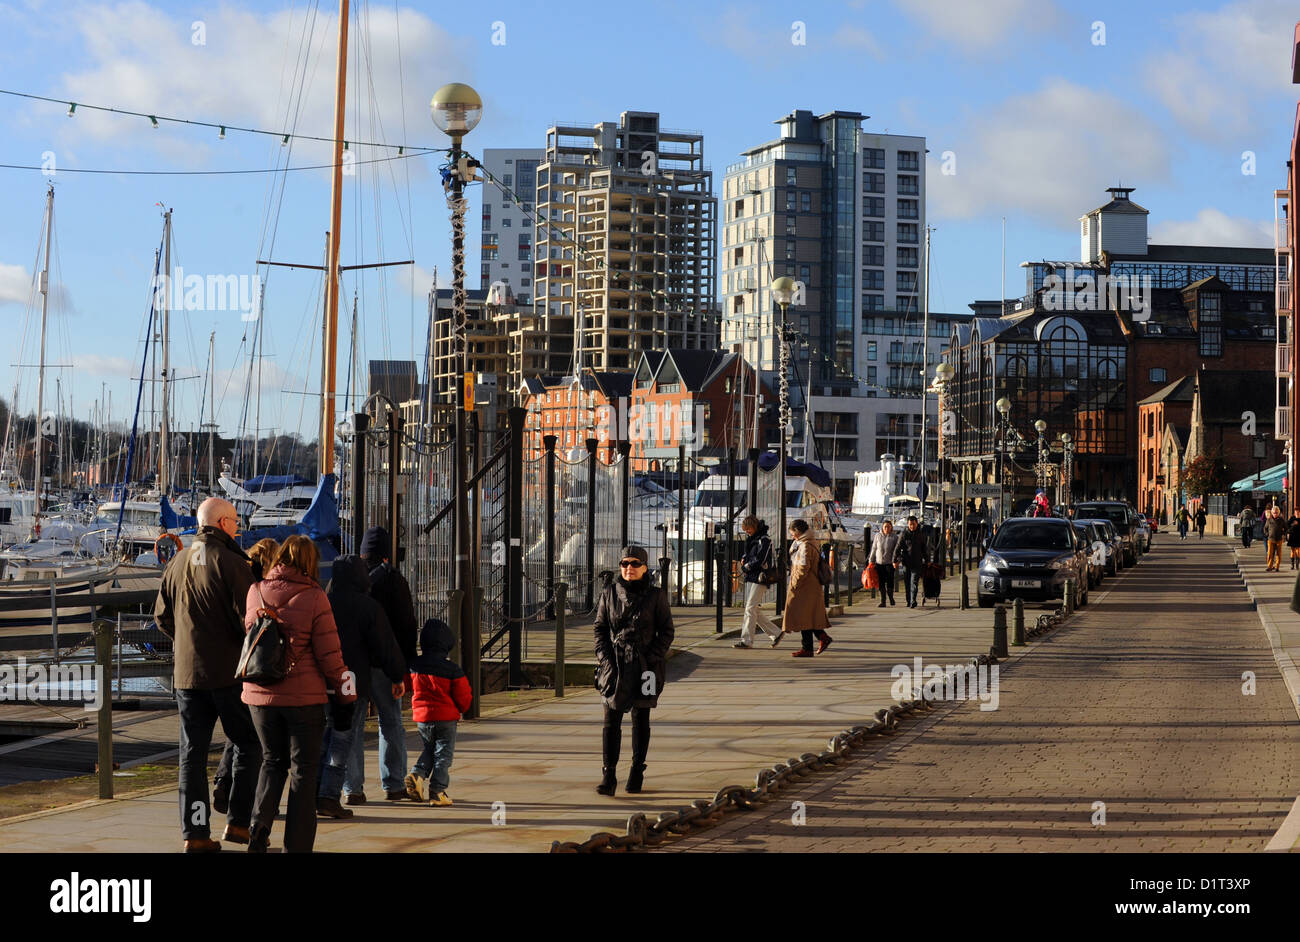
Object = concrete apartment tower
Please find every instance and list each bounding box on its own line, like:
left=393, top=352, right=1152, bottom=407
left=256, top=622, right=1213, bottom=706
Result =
left=721, top=109, right=929, bottom=497
left=480, top=148, right=544, bottom=304
left=534, top=111, right=718, bottom=375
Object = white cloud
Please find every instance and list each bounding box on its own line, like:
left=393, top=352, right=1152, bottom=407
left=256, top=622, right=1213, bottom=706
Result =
left=831, top=24, right=884, bottom=60
left=1142, top=0, right=1298, bottom=139
left=1150, top=209, right=1273, bottom=247
left=74, top=353, right=135, bottom=377
left=927, top=79, right=1170, bottom=224
left=893, top=0, right=1066, bottom=48
left=0, top=263, right=35, bottom=305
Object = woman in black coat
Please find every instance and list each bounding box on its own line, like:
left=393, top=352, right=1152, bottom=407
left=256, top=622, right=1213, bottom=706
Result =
left=1287, top=514, right=1300, bottom=570
left=592, top=544, right=675, bottom=797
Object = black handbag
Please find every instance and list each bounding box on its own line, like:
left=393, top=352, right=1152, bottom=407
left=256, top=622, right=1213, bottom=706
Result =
left=235, top=585, right=307, bottom=685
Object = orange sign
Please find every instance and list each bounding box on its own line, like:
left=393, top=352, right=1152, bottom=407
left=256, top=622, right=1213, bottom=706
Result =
left=464, top=372, right=475, bottom=411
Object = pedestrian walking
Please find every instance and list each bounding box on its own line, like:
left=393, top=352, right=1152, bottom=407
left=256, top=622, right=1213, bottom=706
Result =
left=212, top=536, right=280, bottom=815
left=735, top=515, right=781, bottom=649
left=154, top=497, right=261, bottom=853
left=316, top=555, right=407, bottom=819
left=1195, top=505, right=1207, bottom=540
left=895, top=516, right=929, bottom=609
left=593, top=545, right=675, bottom=796
left=348, top=526, right=419, bottom=804
left=1240, top=505, right=1257, bottom=548
left=1176, top=505, right=1190, bottom=541
left=242, top=535, right=356, bottom=853
left=1264, top=506, right=1288, bottom=572
left=869, top=519, right=901, bottom=606
left=1286, top=513, right=1300, bottom=570
left=781, top=519, right=833, bottom=658
left=403, top=619, right=472, bottom=806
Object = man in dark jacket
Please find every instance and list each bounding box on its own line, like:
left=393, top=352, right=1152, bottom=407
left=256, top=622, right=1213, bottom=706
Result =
left=350, top=526, right=418, bottom=803
left=894, top=516, right=930, bottom=609
left=154, top=497, right=261, bottom=852
left=735, top=516, right=781, bottom=648
left=317, top=555, right=408, bottom=818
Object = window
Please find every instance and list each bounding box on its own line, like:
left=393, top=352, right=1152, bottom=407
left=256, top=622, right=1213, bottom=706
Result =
left=785, top=216, right=797, bottom=234
left=897, top=150, right=919, bottom=171
left=897, top=199, right=918, bottom=219
left=897, top=174, right=918, bottom=195
left=862, top=294, right=885, bottom=311
left=799, top=264, right=811, bottom=282
left=898, top=223, right=918, bottom=243
left=863, top=196, right=885, bottom=217
left=864, top=173, right=885, bottom=193
left=897, top=247, right=918, bottom=268
left=897, top=272, right=918, bottom=292
left=895, top=295, right=916, bottom=312
left=521, top=277, right=531, bottom=286
left=734, top=247, right=744, bottom=265
left=1149, top=367, right=1167, bottom=383
left=868, top=341, right=877, bottom=361
left=786, top=166, right=797, bottom=186
left=800, top=191, right=811, bottom=213
left=864, top=148, right=885, bottom=169
left=503, top=174, right=513, bottom=187
left=864, top=221, right=885, bottom=242
left=1199, top=293, right=1222, bottom=357
left=786, top=239, right=796, bottom=260
left=502, top=218, right=511, bottom=227
left=864, top=270, right=885, bottom=290
left=868, top=365, right=877, bottom=384
left=864, top=245, right=885, bottom=266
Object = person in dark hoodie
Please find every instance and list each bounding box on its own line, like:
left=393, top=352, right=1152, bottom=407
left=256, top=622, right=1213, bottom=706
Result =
left=345, top=526, right=419, bottom=803
left=403, top=619, right=472, bottom=806
left=735, top=515, right=781, bottom=648
left=316, top=555, right=408, bottom=819
left=592, top=545, right=675, bottom=797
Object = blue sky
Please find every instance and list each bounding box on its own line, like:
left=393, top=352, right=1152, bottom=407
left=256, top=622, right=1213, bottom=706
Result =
left=0, top=0, right=1296, bottom=446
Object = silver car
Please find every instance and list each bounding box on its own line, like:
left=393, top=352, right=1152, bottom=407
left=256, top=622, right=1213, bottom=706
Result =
left=1077, top=517, right=1123, bottom=576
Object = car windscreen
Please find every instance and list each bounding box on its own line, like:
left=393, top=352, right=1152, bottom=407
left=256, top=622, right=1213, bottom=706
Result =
left=1075, top=505, right=1130, bottom=530
left=991, top=522, right=1073, bottom=551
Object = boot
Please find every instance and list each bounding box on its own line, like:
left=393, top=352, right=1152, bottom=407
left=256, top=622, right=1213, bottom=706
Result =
left=626, top=765, right=646, bottom=794
left=247, top=825, right=271, bottom=854
left=596, top=768, right=617, bottom=796
left=627, top=712, right=650, bottom=794
left=598, top=722, right=621, bottom=796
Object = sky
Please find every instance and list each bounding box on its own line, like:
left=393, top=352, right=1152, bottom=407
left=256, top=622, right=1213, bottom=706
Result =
left=0, top=0, right=1297, bottom=451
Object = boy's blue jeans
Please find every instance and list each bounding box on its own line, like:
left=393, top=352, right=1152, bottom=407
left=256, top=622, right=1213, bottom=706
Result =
left=413, top=720, right=458, bottom=793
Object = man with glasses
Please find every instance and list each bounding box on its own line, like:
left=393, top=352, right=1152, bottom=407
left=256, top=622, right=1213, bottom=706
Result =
left=155, top=497, right=261, bottom=852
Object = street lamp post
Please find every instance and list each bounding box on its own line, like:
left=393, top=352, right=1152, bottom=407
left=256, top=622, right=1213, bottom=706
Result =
left=432, top=83, right=482, bottom=699
left=1059, top=432, right=1074, bottom=512
left=772, top=276, right=795, bottom=612
left=996, top=396, right=1011, bottom=523
left=1034, top=418, right=1052, bottom=495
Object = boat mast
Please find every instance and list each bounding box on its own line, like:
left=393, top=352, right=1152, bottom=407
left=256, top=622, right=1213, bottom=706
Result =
left=160, top=208, right=172, bottom=496
left=35, top=184, right=53, bottom=510
left=204, top=331, right=216, bottom=492
left=319, top=0, right=349, bottom=478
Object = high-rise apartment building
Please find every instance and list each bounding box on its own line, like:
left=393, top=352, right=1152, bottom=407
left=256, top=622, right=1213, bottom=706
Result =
left=480, top=148, right=544, bottom=304
left=533, top=111, right=718, bottom=374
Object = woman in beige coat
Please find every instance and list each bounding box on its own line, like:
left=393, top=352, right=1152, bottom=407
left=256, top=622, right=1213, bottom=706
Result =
left=782, top=519, right=833, bottom=657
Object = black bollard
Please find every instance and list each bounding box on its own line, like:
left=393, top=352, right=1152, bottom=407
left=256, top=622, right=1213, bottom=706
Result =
left=992, top=605, right=1009, bottom=658
left=1012, top=597, right=1025, bottom=646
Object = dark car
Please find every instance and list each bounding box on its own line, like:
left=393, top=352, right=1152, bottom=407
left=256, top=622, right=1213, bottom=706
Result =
left=1077, top=517, right=1124, bottom=576
left=977, top=518, right=1089, bottom=609
left=1073, top=501, right=1141, bottom=566
left=1074, top=521, right=1107, bottom=588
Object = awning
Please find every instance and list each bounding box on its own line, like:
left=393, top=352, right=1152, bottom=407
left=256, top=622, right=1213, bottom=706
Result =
left=1230, top=463, right=1286, bottom=493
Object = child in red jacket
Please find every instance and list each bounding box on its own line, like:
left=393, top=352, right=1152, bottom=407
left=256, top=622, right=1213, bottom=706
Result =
left=403, top=619, right=472, bottom=806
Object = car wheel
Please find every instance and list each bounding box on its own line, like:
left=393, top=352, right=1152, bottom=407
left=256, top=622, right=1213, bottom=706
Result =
left=977, top=594, right=994, bottom=608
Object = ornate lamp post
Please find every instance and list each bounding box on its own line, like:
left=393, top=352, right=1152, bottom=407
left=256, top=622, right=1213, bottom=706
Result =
left=771, top=276, right=795, bottom=610
left=1033, top=418, right=1053, bottom=497
left=996, top=396, right=1012, bottom=523
left=1059, top=432, right=1074, bottom=512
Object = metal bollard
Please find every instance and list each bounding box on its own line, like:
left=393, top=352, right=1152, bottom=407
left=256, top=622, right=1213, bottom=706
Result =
left=1063, top=578, right=1075, bottom=616
left=992, top=605, right=1009, bottom=659
left=554, top=582, right=567, bottom=698
left=960, top=570, right=969, bottom=610
left=1012, top=597, right=1025, bottom=646
left=93, top=620, right=114, bottom=799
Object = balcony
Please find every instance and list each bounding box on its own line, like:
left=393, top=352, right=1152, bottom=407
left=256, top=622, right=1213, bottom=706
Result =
left=1277, top=405, right=1292, bottom=440
left=886, top=351, right=925, bottom=366
left=1278, top=278, right=1292, bottom=315
left=1279, top=342, right=1292, bottom=377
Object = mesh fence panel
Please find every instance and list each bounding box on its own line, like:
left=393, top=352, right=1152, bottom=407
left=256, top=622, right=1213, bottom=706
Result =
left=403, top=433, right=455, bottom=631
left=554, top=449, right=595, bottom=615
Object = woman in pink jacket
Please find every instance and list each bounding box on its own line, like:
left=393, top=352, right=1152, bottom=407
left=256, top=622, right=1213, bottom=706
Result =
left=242, top=535, right=356, bottom=853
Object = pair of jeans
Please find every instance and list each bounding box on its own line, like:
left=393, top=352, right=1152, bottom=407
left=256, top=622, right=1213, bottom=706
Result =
left=875, top=563, right=896, bottom=604
left=1177, top=523, right=1188, bottom=539
left=602, top=705, right=650, bottom=772
left=799, top=629, right=831, bottom=653
left=739, top=582, right=779, bottom=644
left=249, top=703, right=326, bottom=853
left=1197, top=524, right=1206, bottom=539
left=1243, top=527, right=1253, bottom=547
left=901, top=566, right=922, bottom=605
left=412, top=720, right=458, bottom=793
left=318, top=694, right=367, bottom=801
left=344, top=668, right=408, bottom=796
left=175, top=685, right=260, bottom=839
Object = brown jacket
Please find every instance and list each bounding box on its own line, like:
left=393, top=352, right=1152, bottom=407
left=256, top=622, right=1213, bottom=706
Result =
left=241, top=565, right=356, bottom=709
left=154, top=526, right=256, bottom=690
left=782, top=534, right=830, bottom=633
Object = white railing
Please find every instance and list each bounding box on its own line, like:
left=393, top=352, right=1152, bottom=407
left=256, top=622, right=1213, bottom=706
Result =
left=1279, top=343, right=1293, bottom=376
left=1277, top=405, right=1292, bottom=440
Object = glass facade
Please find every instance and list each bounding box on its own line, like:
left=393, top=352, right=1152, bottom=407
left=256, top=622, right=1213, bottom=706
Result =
left=820, top=117, right=859, bottom=387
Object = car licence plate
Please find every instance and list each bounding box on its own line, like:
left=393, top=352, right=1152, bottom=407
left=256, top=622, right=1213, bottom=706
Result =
left=1011, top=578, right=1039, bottom=588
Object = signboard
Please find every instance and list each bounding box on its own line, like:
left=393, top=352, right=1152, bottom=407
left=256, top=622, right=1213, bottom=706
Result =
left=463, top=372, right=475, bottom=412
left=967, top=484, right=1002, bottom=499
left=1252, top=489, right=1265, bottom=499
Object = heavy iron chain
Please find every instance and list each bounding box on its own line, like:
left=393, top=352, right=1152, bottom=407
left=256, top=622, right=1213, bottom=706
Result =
left=551, top=599, right=1079, bottom=853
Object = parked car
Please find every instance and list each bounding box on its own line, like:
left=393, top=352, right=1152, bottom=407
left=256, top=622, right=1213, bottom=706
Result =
left=1140, top=513, right=1159, bottom=535
left=1078, top=517, right=1124, bottom=576
left=977, top=517, right=1089, bottom=609
left=1134, top=515, right=1152, bottom=553
left=1073, top=521, right=1106, bottom=588
left=1073, top=501, right=1141, bottom=566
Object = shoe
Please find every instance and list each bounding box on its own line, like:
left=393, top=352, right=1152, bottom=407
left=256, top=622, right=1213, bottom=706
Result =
left=791, top=649, right=814, bottom=658
left=183, top=838, right=221, bottom=853
left=385, top=789, right=409, bottom=801
left=247, top=827, right=271, bottom=854
left=221, top=824, right=250, bottom=844
left=769, top=633, right=783, bottom=648
left=733, top=641, right=751, bottom=649
left=596, top=769, right=617, bottom=796
left=889, top=599, right=896, bottom=606
left=212, top=778, right=230, bottom=816
left=404, top=772, right=422, bottom=801
left=626, top=765, right=645, bottom=794
left=428, top=791, right=453, bottom=807
left=817, top=635, right=833, bottom=655
left=343, top=792, right=367, bottom=806
left=878, top=601, right=887, bottom=608
left=315, top=798, right=354, bottom=820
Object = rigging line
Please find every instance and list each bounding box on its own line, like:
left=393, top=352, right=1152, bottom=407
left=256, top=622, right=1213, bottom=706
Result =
left=0, top=87, right=444, bottom=152
left=0, top=151, right=437, bottom=176
left=4, top=199, right=46, bottom=470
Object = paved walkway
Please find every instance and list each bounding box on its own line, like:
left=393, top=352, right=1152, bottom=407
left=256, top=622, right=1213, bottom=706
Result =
left=0, top=566, right=1033, bottom=852
left=661, top=537, right=1300, bottom=852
